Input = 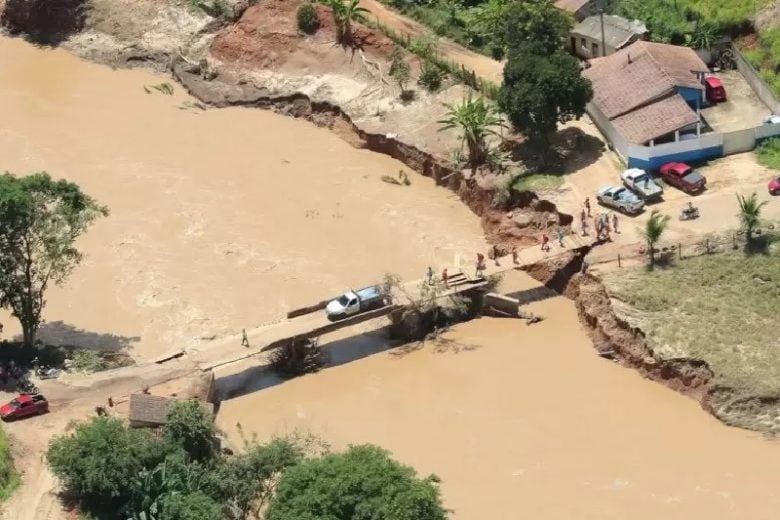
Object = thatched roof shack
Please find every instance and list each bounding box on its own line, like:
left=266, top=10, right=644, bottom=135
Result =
left=129, top=394, right=214, bottom=428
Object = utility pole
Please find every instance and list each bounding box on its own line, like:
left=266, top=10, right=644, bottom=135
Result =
left=600, top=9, right=607, bottom=57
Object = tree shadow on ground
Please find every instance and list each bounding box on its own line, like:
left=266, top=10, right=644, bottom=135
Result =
left=18, top=321, right=140, bottom=352
left=744, top=230, right=778, bottom=256
left=2, top=0, right=87, bottom=46
left=506, top=127, right=605, bottom=174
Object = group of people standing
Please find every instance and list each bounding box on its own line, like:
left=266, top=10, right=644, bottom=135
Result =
left=579, top=196, right=619, bottom=241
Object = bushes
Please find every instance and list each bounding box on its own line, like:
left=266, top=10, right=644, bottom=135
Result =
left=296, top=2, right=319, bottom=34
left=756, top=138, right=780, bottom=170
left=0, top=427, right=19, bottom=501
left=418, top=61, right=445, bottom=92
left=266, top=445, right=447, bottom=520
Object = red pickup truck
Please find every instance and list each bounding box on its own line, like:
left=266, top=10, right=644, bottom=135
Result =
left=659, top=162, right=707, bottom=194
left=0, top=394, right=49, bottom=421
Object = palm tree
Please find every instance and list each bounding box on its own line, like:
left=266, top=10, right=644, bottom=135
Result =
left=438, top=93, right=502, bottom=168
left=641, top=210, right=670, bottom=268
left=320, top=0, right=369, bottom=44
left=737, top=192, right=767, bottom=243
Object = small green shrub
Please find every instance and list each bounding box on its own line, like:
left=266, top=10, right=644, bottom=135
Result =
left=69, top=350, right=106, bottom=373
left=418, top=61, right=444, bottom=92
left=756, top=138, right=780, bottom=170
left=297, top=3, right=319, bottom=34
left=512, top=173, right=565, bottom=192
left=409, top=35, right=437, bottom=57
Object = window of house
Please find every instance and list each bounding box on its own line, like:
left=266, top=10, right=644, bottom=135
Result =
left=592, top=42, right=599, bottom=56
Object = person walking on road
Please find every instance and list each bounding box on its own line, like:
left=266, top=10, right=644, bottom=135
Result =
left=492, top=244, right=500, bottom=266
left=585, top=197, right=591, bottom=217
left=442, top=268, right=449, bottom=287
left=557, top=227, right=565, bottom=247
left=512, top=246, right=519, bottom=265
left=612, top=213, right=619, bottom=233
left=427, top=266, right=434, bottom=285
left=581, top=218, right=588, bottom=237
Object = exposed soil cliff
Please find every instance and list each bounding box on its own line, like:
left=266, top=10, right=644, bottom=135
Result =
left=516, top=251, right=780, bottom=433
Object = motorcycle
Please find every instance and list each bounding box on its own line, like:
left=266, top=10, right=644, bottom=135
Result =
left=36, top=367, right=61, bottom=380
left=679, top=206, right=700, bottom=221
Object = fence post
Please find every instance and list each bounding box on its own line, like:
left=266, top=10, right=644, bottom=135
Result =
left=618, top=253, right=621, bottom=267
left=678, top=243, right=682, bottom=260
left=733, top=233, right=737, bottom=249
left=706, top=238, right=710, bottom=253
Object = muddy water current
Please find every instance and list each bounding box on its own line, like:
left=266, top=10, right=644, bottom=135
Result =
left=1, top=36, right=780, bottom=520
left=0, top=36, right=486, bottom=359
left=218, top=272, right=780, bottom=519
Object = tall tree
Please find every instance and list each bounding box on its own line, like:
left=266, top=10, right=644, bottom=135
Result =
left=737, top=192, right=767, bottom=243
left=503, top=0, right=571, bottom=54
left=266, top=444, right=447, bottom=520
left=438, top=92, right=502, bottom=168
left=500, top=43, right=593, bottom=150
left=0, top=173, right=107, bottom=348
left=320, top=0, right=369, bottom=44
left=641, top=210, right=670, bottom=268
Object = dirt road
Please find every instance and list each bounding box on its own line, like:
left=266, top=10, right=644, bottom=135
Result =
left=360, top=0, right=503, bottom=83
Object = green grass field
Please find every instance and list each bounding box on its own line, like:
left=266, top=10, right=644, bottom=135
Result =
left=512, top=173, right=564, bottom=193
left=605, top=246, right=780, bottom=397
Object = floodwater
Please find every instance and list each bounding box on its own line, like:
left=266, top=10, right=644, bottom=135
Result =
left=218, top=273, right=780, bottom=520
left=3, top=35, right=780, bottom=520
left=0, top=36, right=486, bottom=359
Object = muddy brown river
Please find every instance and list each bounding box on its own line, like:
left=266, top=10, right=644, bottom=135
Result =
left=1, top=36, right=780, bottom=520
left=0, top=37, right=486, bottom=359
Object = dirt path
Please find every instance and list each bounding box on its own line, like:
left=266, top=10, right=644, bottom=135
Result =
left=360, top=0, right=503, bottom=83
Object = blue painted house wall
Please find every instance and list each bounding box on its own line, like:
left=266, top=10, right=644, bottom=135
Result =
left=675, top=86, right=702, bottom=109
left=627, top=145, right=723, bottom=170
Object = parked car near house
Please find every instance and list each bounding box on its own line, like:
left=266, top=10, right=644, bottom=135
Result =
left=769, top=176, right=780, bottom=195
left=704, top=76, right=726, bottom=103
left=621, top=168, right=663, bottom=201
left=596, top=186, right=645, bottom=214
left=0, top=394, right=49, bottom=421
left=659, top=162, right=707, bottom=194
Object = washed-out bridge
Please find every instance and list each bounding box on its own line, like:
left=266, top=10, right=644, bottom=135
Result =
left=183, top=236, right=592, bottom=372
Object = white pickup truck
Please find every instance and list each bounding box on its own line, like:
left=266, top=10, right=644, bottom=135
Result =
left=621, top=168, right=663, bottom=201
left=325, top=285, right=389, bottom=320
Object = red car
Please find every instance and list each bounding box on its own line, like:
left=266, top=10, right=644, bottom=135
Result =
left=659, top=162, right=707, bottom=194
left=769, top=176, right=780, bottom=195
left=704, top=76, right=726, bottom=103
left=0, top=394, right=48, bottom=421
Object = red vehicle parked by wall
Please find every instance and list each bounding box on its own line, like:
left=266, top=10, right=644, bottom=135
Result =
left=0, top=394, right=49, bottom=421
left=704, top=76, right=726, bottom=103
left=769, top=176, right=780, bottom=195
left=659, top=162, right=707, bottom=194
